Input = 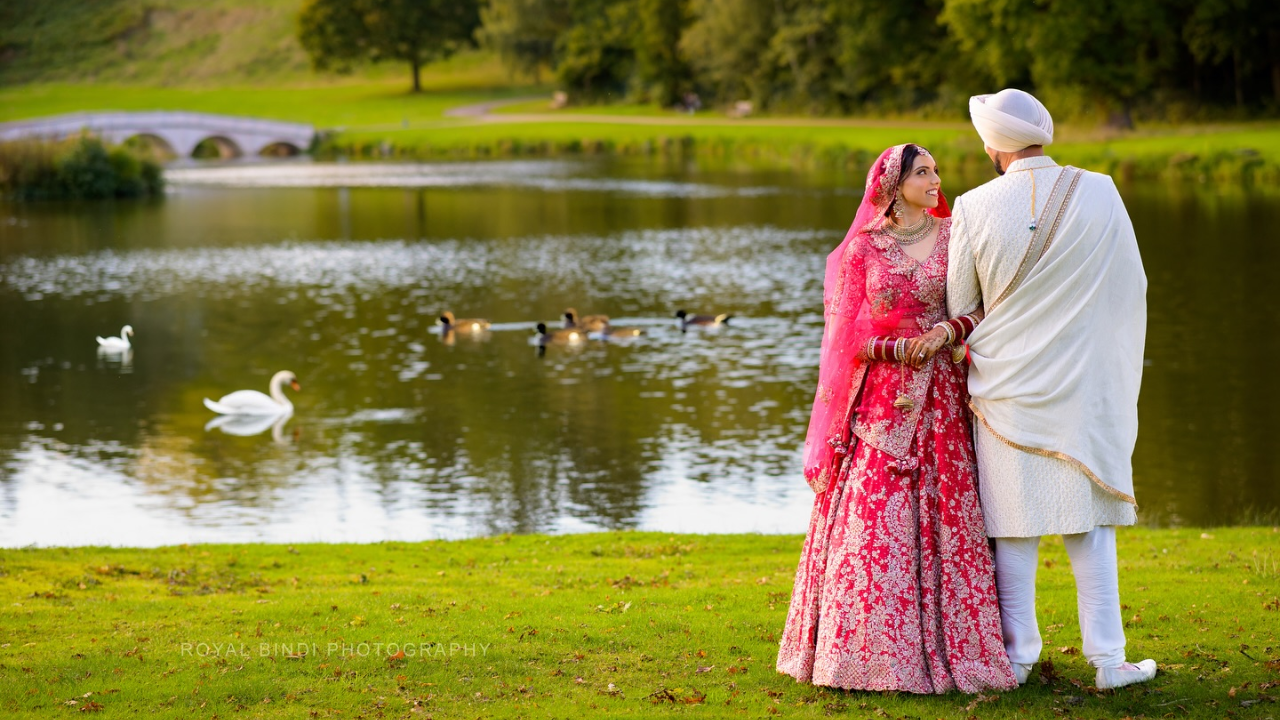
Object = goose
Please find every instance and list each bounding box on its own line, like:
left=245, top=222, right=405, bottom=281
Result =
left=96, top=325, right=134, bottom=352
left=535, top=322, right=586, bottom=346
left=563, top=308, right=609, bottom=333
left=675, top=309, right=732, bottom=330
left=203, top=370, right=300, bottom=416
left=439, top=311, right=491, bottom=333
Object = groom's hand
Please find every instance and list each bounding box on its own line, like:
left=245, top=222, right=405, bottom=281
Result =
left=905, top=328, right=949, bottom=369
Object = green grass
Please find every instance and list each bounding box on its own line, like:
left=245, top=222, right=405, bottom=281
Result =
left=5, top=78, right=1280, bottom=180
left=0, top=71, right=541, bottom=129
left=1, top=528, right=1277, bottom=719
left=323, top=120, right=985, bottom=170
left=322, top=116, right=1280, bottom=182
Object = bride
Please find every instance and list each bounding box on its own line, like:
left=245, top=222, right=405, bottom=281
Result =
left=776, top=144, right=1017, bottom=693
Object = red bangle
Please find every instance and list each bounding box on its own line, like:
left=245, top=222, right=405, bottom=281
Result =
left=867, top=337, right=897, bottom=361
left=945, top=315, right=978, bottom=342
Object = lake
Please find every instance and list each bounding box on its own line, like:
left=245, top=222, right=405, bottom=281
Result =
left=0, top=157, right=1275, bottom=546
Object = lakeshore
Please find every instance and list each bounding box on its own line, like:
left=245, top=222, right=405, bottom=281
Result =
left=3, top=83, right=1279, bottom=182
left=1, top=528, right=1276, bottom=719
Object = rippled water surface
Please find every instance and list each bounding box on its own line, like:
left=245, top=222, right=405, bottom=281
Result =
left=0, top=158, right=1276, bottom=545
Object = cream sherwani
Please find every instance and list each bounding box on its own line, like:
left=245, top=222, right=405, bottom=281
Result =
left=946, top=156, right=1139, bottom=539
left=948, top=154, right=1148, bottom=671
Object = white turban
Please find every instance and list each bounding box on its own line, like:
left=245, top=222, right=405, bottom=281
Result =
left=969, top=89, right=1054, bottom=152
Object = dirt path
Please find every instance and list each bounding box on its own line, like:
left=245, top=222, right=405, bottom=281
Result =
left=472, top=112, right=966, bottom=130
left=443, top=98, right=547, bottom=118
left=442, top=97, right=965, bottom=130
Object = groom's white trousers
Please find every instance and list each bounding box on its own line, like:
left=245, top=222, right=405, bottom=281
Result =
left=994, top=526, right=1127, bottom=669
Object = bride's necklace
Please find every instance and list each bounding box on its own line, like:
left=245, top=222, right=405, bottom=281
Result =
left=883, top=213, right=934, bottom=245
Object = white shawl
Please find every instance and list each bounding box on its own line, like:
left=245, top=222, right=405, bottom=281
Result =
left=966, top=171, right=1146, bottom=504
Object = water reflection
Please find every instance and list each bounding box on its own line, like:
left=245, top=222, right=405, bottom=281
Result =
left=205, top=411, right=293, bottom=441
left=96, top=347, right=134, bottom=374
left=164, top=160, right=781, bottom=198
left=0, top=159, right=1276, bottom=546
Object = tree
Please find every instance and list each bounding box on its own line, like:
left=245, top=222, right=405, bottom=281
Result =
left=478, top=0, right=573, bottom=82
left=680, top=0, right=774, bottom=105
left=1183, top=0, right=1256, bottom=109
left=298, top=0, right=481, bottom=92
left=632, top=0, right=691, bottom=106
left=553, top=0, right=636, bottom=99
left=765, top=0, right=844, bottom=112
left=297, top=0, right=369, bottom=75
left=941, top=0, right=1179, bottom=127
left=833, top=0, right=972, bottom=111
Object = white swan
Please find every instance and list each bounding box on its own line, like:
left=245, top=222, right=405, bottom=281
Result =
left=203, top=370, right=300, bottom=416
left=96, top=325, right=134, bottom=352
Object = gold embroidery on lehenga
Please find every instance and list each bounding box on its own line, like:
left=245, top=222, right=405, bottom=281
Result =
left=854, top=359, right=935, bottom=459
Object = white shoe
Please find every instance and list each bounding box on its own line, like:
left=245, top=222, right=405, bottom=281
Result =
left=1012, top=662, right=1035, bottom=685
left=1096, top=659, right=1157, bottom=689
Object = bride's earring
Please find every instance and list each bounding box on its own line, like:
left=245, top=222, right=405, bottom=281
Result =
left=893, top=196, right=906, bottom=219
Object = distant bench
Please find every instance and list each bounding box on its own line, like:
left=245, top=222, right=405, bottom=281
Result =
left=0, top=111, right=316, bottom=159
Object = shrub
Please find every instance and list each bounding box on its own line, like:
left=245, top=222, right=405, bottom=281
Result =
left=0, top=135, right=164, bottom=200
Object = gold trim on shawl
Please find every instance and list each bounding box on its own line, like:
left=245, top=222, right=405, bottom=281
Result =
left=1037, top=168, right=1084, bottom=261
left=989, top=167, right=1084, bottom=313
left=969, top=401, right=1138, bottom=506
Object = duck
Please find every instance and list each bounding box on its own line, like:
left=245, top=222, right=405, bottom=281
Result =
left=203, top=370, right=300, bottom=416
left=563, top=308, right=609, bottom=333
left=535, top=322, right=586, bottom=346
left=439, top=311, right=491, bottom=333
left=96, top=325, right=134, bottom=352
left=675, top=309, right=732, bottom=330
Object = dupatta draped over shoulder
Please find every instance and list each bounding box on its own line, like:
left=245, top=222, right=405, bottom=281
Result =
left=964, top=171, right=1146, bottom=504
left=802, top=145, right=950, bottom=493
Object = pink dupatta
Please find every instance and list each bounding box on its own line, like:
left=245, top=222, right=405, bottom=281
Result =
left=802, top=144, right=951, bottom=493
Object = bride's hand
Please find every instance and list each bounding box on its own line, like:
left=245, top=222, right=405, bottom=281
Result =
left=904, top=328, right=949, bottom=369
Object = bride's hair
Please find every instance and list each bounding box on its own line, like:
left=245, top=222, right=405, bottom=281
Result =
left=897, top=144, right=924, bottom=187
left=881, top=144, right=924, bottom=219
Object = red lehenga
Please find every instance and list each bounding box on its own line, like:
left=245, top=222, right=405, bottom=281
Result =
left=776, top=145, right=1017, bottom=694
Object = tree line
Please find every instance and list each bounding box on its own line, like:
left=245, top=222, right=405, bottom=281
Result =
left=299, top=0, right=1280, bottom=123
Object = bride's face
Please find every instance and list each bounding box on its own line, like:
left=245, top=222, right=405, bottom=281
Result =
left=898, top=154, right=941, bottom=211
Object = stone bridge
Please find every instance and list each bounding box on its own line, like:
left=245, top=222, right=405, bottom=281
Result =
left=0, top=111, right=316, bottom=158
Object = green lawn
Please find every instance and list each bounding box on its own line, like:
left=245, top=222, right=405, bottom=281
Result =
left=1, top=528, right=1277, bottom=719
left=4, top=80, right=1279, bottom=180
left=0, top=82, right=537, bottom=129
left=327, top=120, right=981, bottom=166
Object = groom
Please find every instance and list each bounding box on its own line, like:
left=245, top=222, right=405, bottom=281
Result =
left=946, top=89, right=1157, bottom=690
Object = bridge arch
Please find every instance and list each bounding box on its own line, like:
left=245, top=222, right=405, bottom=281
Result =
left=257, top=141, right=304, bottom=157
left=191, top=136, right=243, bottom=160
left=121, top=133, right=178, bottom=161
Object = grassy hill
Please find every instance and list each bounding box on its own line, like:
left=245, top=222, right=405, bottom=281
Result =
left=0, top=0, right=513, bottom=89
left=0, top=0, right=317, bottom=86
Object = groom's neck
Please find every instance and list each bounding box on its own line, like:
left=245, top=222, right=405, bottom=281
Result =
left=997, top=146, right=1046, bottom=174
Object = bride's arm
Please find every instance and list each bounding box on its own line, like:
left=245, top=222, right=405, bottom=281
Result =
left=904, top=308, right=985, bottom=369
